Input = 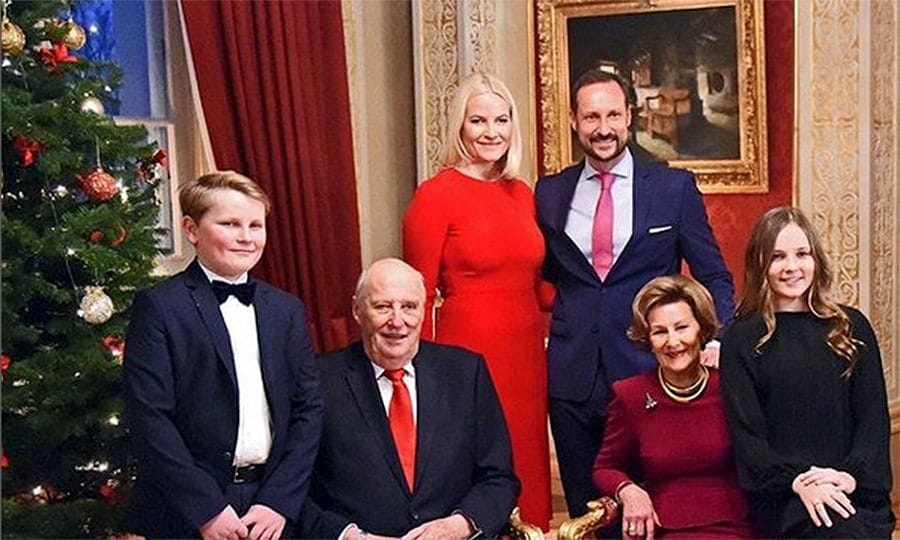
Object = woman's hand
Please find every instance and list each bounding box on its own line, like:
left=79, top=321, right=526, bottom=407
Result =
left=618, top=484, right=661, bottom=539
left=797, top=466, right=857, bottom=494
left=792, top=473, right=856, bottom=527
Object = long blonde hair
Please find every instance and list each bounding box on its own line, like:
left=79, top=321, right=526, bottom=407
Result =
left=737, top=206, right=861, bottom=374
left=439, top=72, right=522, bottom=179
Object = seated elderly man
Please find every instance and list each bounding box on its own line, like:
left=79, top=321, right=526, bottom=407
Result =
left=297, top=258, right=519, bottom=539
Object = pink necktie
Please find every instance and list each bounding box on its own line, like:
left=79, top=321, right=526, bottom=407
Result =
left=592, top=172, right=615, bottom=280
left=385, top=369, right=416, bottom=490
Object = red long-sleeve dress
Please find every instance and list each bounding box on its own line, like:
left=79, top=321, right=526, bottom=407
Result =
left=403, top=167, right=552, bottom=529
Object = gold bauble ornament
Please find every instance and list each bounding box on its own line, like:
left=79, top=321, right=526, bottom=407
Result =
left=80, top=96, right=105, bottom=115
left=79, top=286, right=114, bottom=325
left=2, top=18, right=26, bottom=56
left=79, top=166, right=118, bottom=201
left=61, top=20, right=86, bottom=51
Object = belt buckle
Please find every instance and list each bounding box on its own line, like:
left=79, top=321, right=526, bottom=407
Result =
left=233, top=466, right=251, bottom=484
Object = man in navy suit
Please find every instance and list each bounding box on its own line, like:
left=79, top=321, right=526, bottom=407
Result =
left=535, top=69, right=735, bottom=517
left=123, top=171, right=323, bottom=540
left=297, top=258, right=519, bottom=539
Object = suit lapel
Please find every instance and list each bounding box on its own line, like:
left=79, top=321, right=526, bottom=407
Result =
left=544, top=162, right=602, bottom=287
left=549, top=164, right=581, bottom=231
left=184, top=260, right=237, bottom=388
left=253, top=283, right=281, bottom=418
left=411, top=347, right=438, bottom=494
left=345, top=346, right=411, bottom=495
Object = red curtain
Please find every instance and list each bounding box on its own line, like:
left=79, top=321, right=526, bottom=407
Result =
left=181, top=0, right=361, bottom=352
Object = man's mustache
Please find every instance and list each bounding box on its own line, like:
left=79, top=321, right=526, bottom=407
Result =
left=589, top=132, right=618, bottom=143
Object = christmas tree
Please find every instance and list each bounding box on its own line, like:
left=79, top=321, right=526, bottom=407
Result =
left=2, top=0, right=167, bottom=536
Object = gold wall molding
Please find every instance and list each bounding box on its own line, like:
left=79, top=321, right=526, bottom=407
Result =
left=413, top=0, right=499, bottom=180
left=796, top=0, right=899, bottom=432
left=870, top=0, right=898, bottom=390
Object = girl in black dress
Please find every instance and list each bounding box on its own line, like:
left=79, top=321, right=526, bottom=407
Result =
left=721, top=206, right=894, bottom=538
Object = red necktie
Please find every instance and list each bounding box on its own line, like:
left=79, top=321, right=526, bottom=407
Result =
left=385, top=369, right=416, bottom=490
left=592, top=172, right=616, bottom=280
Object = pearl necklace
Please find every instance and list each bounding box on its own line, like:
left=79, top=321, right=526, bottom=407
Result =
left=658, top=365, right=709, bottom=403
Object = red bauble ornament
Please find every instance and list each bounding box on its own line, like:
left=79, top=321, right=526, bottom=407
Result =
left=78, top=167, right=118, bottom=201
left=99, top=479, right=119, bottom=503
left=1, top=450, right=8, bottom=469
left=1, top=354, right=10, bottom=374
left=88, top=230, right=104, bottom=243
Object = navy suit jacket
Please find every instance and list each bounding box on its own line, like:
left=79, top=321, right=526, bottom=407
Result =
left=297, top=341, right=519, bottom=539
left=123, top=259, right=323, bottom=537
left=535, top=156, right=734, bottom=404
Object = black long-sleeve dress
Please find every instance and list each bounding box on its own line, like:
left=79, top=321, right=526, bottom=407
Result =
left=720, top=307, right=894, bottom=538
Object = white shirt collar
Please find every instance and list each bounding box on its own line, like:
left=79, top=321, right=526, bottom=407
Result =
left=581, top=147, right=634, bottom=182
left=197, top=260, right=249, bottom=285
left=371, top=360, right=417, bottom=380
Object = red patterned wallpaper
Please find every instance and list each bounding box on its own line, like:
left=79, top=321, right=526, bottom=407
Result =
left=704, top=0, right=794, bottom=295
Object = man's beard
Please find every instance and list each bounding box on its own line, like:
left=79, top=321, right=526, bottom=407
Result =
left=583, top=132, right=628, bottom=163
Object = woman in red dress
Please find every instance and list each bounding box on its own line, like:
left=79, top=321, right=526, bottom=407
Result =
left=403, top=72, right=552, bottom=529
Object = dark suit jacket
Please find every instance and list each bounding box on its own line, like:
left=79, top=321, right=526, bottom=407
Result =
left=122, top=259, right=323, bottom=537
left=536, top=156, right=734, bottom=404
left=297, top=341, right=519, bottom=539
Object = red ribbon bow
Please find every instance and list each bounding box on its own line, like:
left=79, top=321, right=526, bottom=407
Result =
left=101, top=336, right=125, bottom=360
left=13, top=137, right=42, bottom=167
left=39, top=43, right=77, bottom=69
left=151, top=149, right=168, bottom=168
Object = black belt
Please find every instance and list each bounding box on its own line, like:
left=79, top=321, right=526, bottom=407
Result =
left=232, top=465, right=264, bottom=484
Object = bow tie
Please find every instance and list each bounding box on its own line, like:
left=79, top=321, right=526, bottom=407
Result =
left=211, top=280, right=256, bottom=305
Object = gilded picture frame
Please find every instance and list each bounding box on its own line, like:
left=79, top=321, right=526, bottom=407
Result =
left=537, top=0, right=768, bottom=193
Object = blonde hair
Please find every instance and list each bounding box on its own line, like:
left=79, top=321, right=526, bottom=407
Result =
left=628, top=275, right=719, bottom=350
left=179, top=171, right=272, bottom=221
left=737, top=206, right=861, bottom=375
left=439, top=72, right=522, bottom=179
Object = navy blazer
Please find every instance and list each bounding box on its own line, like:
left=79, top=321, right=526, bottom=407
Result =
left=123, top=259, right=323, bottom=537
left=536, top=156, right=734, bottom=404
left=297, top=341, right=520, bottom=539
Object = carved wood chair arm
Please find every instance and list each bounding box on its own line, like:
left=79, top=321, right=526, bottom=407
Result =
left=557, top=497, right=620, bottom=540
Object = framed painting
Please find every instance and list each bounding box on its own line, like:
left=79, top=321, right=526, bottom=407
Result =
left=537, top=0, right=768, bottom=193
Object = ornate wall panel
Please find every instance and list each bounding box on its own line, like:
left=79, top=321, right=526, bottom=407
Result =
left=870, top=0, right=898, bottom=391
left=413, top=0, right=498, bottom=180
left=807, top=0, right=861, bottom=306
left=797, top=0, right=899, bottom=425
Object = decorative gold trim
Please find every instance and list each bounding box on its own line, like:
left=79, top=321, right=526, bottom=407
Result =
left=869, top=0, right=897, bottom=394
left=507, top=506, right=544, bottom=540
left=558, top=497, right=619, bottom=540
left=536, top=0, right=768, bottom=193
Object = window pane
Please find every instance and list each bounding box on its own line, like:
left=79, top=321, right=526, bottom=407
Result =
left=73, top=0, right=168, bottom=118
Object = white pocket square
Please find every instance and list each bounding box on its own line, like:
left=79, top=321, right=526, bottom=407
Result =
left=648, top=225, right=673, bottom=234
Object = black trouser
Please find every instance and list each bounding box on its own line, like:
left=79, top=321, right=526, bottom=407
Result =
left=223, top=480, right=260, bottom=516
left=549, top=393, right=607, bottom=519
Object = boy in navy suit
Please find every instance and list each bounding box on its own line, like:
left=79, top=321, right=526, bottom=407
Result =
left=123, top=171, right=323, bottom=540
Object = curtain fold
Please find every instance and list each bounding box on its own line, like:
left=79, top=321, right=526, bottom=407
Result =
left=181, top=0, right=361, bottom=351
